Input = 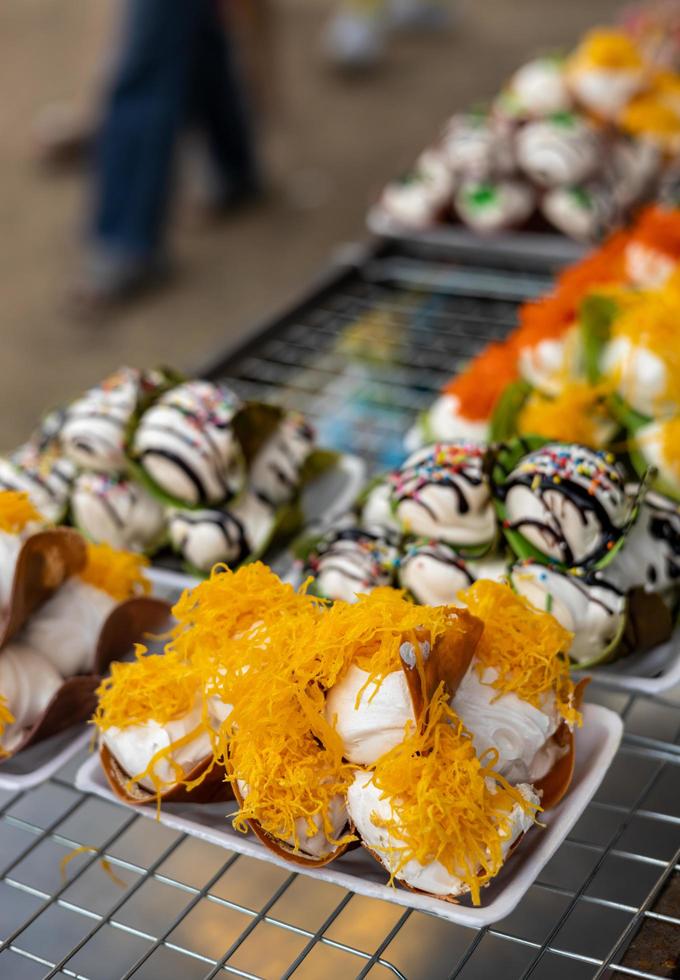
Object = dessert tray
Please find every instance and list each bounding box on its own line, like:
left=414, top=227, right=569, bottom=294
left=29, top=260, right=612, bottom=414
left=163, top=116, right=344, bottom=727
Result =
left=76, top=703, right=622, bottom=928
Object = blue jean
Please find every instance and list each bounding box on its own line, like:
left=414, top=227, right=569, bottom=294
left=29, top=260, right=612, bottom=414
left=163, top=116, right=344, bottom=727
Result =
left=91, top=0, right=258, bottom=262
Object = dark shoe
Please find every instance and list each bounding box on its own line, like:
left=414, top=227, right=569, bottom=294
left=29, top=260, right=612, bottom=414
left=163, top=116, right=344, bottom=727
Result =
left=68, top=251, right=172, bottom=319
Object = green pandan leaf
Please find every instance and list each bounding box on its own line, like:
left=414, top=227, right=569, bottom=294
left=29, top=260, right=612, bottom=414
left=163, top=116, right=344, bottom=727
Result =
left=607, top=392, right=652, bottom=433
left=569, top=597, right=629, bottom=670
left=256, top=498, right=305, bottom=559
left=232, top=402, right=284, bottom=465
left=489, top=380, right=532, bottom=442
left=579, top=293, right=619, bottom=384
left=299, top=448, right=339, bottom=486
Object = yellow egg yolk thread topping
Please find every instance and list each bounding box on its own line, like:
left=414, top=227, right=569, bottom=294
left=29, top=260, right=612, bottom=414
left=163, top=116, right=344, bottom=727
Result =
left=661, top=416, right=680, bottom=483
left=569, top=29, right=644, bottom=70
left=517, top=382, right=614, bottom=448
left=317, top=587, right=464, bottom=692
left=458, top=581, right=579, bottom=726
left=79, top=543, right=151, bottom=601
left=94, top=646, right=202, bottom=731
left=368, top=691, right=539, bottom=905
left=0, top=491, right=43, bottom=534
left=0, top=695, right=15, bottom=757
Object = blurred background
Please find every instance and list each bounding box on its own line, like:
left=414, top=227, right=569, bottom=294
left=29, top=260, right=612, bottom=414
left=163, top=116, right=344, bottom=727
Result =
left=1, top=0, right=622, bottom=447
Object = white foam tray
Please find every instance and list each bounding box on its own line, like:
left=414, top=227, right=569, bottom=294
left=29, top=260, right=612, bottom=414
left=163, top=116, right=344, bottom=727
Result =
left=581, top=628, right=680, bottom=695
left=76, top=703, right=621, bottom=927
left=0, top=728, right=90, bottom=790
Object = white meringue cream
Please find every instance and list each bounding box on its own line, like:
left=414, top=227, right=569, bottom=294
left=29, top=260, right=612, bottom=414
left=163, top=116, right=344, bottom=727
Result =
left=509, top=562, right=625, bottom=664
left=500, top=59, right=572, bottom=117
left=516, top=116, right=599, bottom=188
left=426, top=394, right=490, bottom=443
left=0, top=644, right=63, bottom=752
left=61, top=367, right=140, bottom=473
left=0, top=532, right=22, bottom=618
left=392, top=444, right=496, bottom=547
left=325, top=664, right=415, bottom=764
left=0, top=449, right=74, bottom=525
left=20, top=579, right=116, bottom=677
left=451, top=665, right=561, bottom=783
left=625, top=242, right=676, bottom=290
left=133, top=381, right=243, bottom=506
left=601, top=337, right=677, bottom=418
left=517, top=324, right=583, bottom=394
left=398, top=541, right=474, bottom=607
left=381, top=149, right=453, bottom=228
left=71, top=473, right=165, bottom=553
left=605, top=488, right=680, bottom=595
left=248, top=414, right=314, bottom=507
left=347, top=771, right=537, bottom=897
left=309, top=525, right=397, bottom=603
left=541, top=186, right=616, bottom=243
left=569, top=68, right=645, bottom=119
left=441, top=114, right=514, bottom=179
left=360, top=482, right=401, bottom=533
left=503, top=444, right=631, bottom=566
left=168, top=507, right=249, bottom=573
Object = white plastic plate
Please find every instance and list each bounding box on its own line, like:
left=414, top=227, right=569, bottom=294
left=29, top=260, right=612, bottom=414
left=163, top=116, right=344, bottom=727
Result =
left=0, top=728, right=90, bottom=790
left=580, top=627, right=680, bottom=695
left=76, top=703, right=621, bottom=927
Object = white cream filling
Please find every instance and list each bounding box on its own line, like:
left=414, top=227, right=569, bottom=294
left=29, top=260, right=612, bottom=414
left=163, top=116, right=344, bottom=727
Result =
left=625, top=243, right=676, bottom=290
left=398, top=544, right=472, bottom=607
left=101, top=697, right=230, bottom=792
left=249, top=415, right=314, bottom=507
left=20, top=580, right=116, bottom=677
left=360, top=482, right=400, bottom=533
left=71, top=474, right=165, bottom=553
left=509, top=562, right=625, bottom=664
left=237, top=779, right=348, bottom=859
left=168, top=508, right=247, bottom=573
left=0, top=644, right=63, bottom=752
left=505, top=483, right=612, bottom=565
left=516, top=118, right=598, bottom=187
left=541, top=188, right=602, bottom=243
left=605, top=489, right=680, bottom=594
left=518, top=324, right=583, bottom=394
left=394, top=446, right=496, bottom=547
left=61, top=369, right=138, bottom=473
left=569, top=68, right=644, bottom=119
left=0, top=532, right=22, bottom=618
left=427, top=395, right=490, bottom=443
left=452, top=665, right=561, bottom=783
left=347, top=771, right=538, bottom=897
left=601, top=336, right=676, bottom=418
left=325, top=665, right=415, bottom=764
left=504, top=59, right=572, bottom=116
left=382, top=150, right=453, bottom=228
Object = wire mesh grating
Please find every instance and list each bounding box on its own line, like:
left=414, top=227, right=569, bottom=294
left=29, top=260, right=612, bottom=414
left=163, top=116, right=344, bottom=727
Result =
left=0, top=243, right=678, bottom=979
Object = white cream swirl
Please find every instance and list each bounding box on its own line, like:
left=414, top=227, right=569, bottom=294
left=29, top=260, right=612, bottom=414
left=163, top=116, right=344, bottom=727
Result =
left=0, top=644, right=63, bottom=752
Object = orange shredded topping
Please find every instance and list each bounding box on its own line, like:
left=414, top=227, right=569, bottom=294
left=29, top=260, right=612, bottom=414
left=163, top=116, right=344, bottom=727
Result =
left=517, top=381, right=615, bottom=447
left=79, top=542, right=150, bottom=601
left=458, top=581, right=579, bottom=726
left=661, top=416, right=680, bottom=483
left=629, top=206, right=680, bottom=259
left=367, top=690, right=538, bottom=905
left=442, top=341, right=519, bottom=420
left=0, top=491, right=43, bottom=534
left=569, top=29, right=644, bottom=69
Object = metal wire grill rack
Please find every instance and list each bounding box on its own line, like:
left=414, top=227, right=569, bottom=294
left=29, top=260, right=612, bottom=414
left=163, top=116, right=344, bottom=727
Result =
left=1, top=242, right=678, bottom=979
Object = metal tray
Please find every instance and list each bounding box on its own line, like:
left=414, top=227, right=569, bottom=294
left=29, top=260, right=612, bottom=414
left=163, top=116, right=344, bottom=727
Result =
left=1, top=241, right=678, bottom=979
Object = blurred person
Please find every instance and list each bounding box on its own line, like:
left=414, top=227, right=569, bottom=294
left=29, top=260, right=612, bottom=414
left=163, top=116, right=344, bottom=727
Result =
left=76, top=0, right=260, bottom=309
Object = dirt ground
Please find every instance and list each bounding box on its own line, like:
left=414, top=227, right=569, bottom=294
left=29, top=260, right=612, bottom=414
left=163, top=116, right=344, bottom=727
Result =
left=0, top=0, right=622, bottom=449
